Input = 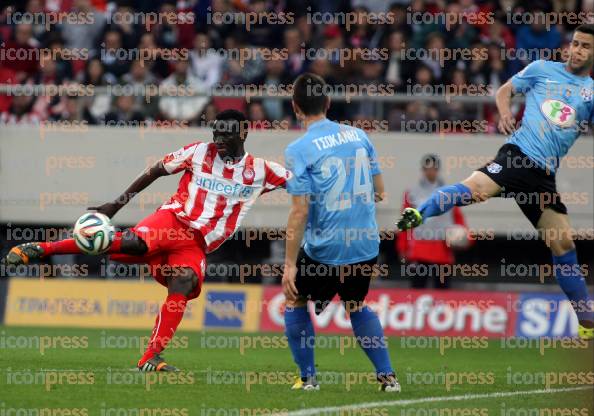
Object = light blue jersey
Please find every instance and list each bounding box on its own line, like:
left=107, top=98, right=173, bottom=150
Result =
left=285, top=118, right=381, bottom=265
left=509, top=60, right=594, bottom=173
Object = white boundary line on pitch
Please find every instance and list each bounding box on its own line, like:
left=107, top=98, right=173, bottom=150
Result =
left=280, top=386, right=593, bottom=416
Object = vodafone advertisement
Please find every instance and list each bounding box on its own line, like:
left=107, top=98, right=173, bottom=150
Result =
left=261, top=287, right=581, bottom=338
left=261, top=287, right=518, bottom=337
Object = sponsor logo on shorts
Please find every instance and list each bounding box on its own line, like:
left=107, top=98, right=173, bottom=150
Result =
left=540, top=99, right=576, bottom=128
left=487, top=162, right=503, bottom=174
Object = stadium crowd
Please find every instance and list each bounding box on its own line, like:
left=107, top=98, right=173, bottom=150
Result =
left=0, top=0, right=589, bottom=132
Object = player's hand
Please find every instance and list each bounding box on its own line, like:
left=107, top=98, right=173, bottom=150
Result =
left=87, top=201, right=123, bottom=219
left=282, top=264, right=299, bottom=301
left=498, top=113, right=516, bottom=135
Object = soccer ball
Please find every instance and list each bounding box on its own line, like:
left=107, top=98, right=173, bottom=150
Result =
left=73, top=212, right=115, bottom=254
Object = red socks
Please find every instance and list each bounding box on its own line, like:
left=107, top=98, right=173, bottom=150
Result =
left=39, top=232, right=123, bottom=256
left=140, top=293, right=188, bottom=364
left=39, top=239, right=80, bottom=256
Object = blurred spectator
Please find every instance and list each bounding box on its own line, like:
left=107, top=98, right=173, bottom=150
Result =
left=122, top=60, right=158, bottom=117
left=98, top=29, right=130, bottom=83
left=469, top=42, right=510, bottom=91
left=513, top=10, right=562, bottom=71
left=34, top=50, right=64, bottom=85
left=1, top=23, right=39, bottom=82
left=413, top=64, right=436, bottom=88
left=254, top=56, right=290, bottom=121
left=104, top=95, right=145, bottom=125
left=78, top=58, right=111, bottom=123
left=353, top=60, right=385, bottom=118
left=45, top=35, right=74, bottom=81
left=480, top=17, right=515, bottom=49
left=385, top=30, right=413, bottom=90
left=443, top=2, right=478, bottom=50
left=321, top=24, right=346, bottom=67
left=189, top=33, right=224, bottom=89
left=438, top=69, right=479, bottom=132
left=59, top=0, right=106, bottom=53
left=409, top=0, right=443, bottom=50
left=284, top=28, right=306, bottom=79
left=403, top=101, right=439, bottom=133
left=247, top=101, right=270, bottom=129
left=386, top=4, right=412, bottom=39
left=24, top=0, right=47, bottom=41
left=396, top=154, right=471, bottom=289
left=158, top=59, right=207, bottom=122
left=242, top=0, right=283, bottom=47
left=220, top=35, right=265, bottom=85
left=137, top=33, right=171, bottom=80
left=28, top=53, right=65, bottom=121
left=346, top=7, right=372, bottom=49
left=424, top=33, right=456, bottom=84
left=49, top=96, right=84, bottom=122
left=197, top=0, right=236, bottom=49
left=149, top=1, right=180, bottom=49
left=106, top=4, right=143, bottom=50
left=198, top=102, right=218, bottom=127
left=0, top=94, right=41, bottom=124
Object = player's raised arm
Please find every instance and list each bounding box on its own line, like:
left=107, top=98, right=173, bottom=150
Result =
left=373, top=173, right=385, bottom=202
left=88, top=160, right=169, bottom=218
left=495, top=79, right=517, bottom=135
left=88, top=142, right=200, bottom=218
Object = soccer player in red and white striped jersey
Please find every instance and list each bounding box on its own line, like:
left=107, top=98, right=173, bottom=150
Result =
left=5, top=110, right=290, bottom=371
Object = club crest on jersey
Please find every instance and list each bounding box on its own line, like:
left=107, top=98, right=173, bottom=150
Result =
left=486, top=162, right=502, bottom=174
left=580, top=87, right=593, bottom=102
left=242, top=167, right=255, bottom=181
left=540, top=99, right=576, bottom=128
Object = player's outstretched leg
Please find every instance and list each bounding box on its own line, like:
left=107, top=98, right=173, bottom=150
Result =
left=396, top=183, right=473, bottom=231
left=348, top=304, right=401, bottom=392
left=4, top=230, right=147, bottom=265
left=137, top=267, right=197, bottom=372
left=538, top=210, right=594, bottom=340
left=396, top=171, right=501, bottom=231
left=284, top=300, right=318, bottom=390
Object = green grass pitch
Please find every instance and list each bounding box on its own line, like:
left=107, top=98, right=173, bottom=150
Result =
left=0, top=326, right=592, bottom=415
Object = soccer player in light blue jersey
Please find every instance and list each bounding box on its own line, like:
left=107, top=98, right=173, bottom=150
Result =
left=396, top=25, right=594, bottom=340
left=281, top=73, right=400, bottom=391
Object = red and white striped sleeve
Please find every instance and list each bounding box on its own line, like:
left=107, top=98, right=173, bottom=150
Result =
left=263, top=160, right=292, bottom=192
left=162, top=141, right=202, bottom=174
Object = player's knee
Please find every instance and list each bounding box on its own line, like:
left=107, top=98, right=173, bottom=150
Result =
left=550, top=237, right=576, bottom=256
left=120, top=230, right=148, bottom=255
left=461, top=178, right=485, bottom=201
left=168, top=268, right=198, bottom=297
left=462, top=173, right=499, bottom=202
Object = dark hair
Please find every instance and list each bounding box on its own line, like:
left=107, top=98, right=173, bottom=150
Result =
left=213, top=109, right=248, bottom=133
left=421, top=154, right=440, bottom=170
left=292, top=73, right=328, bottom=116
left=576, top=24, right=594, bottom=37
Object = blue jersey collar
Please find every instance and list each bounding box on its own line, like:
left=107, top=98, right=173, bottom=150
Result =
left=307, top=117, right=329, bottom=130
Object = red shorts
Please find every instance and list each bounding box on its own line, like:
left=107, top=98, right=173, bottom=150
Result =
left=110, top=209, right=206, bottom=299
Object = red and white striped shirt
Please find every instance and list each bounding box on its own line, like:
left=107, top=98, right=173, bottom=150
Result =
left=161, top=141, right=290, bottom=253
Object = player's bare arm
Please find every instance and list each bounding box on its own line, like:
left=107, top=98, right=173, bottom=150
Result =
left=495, top=80, right=517, bottom=135
left=88, top=161, right=169, bottom=218
left=373, top=174, right=385, bottom=202
left=283, top=194, right=309, bottom=303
